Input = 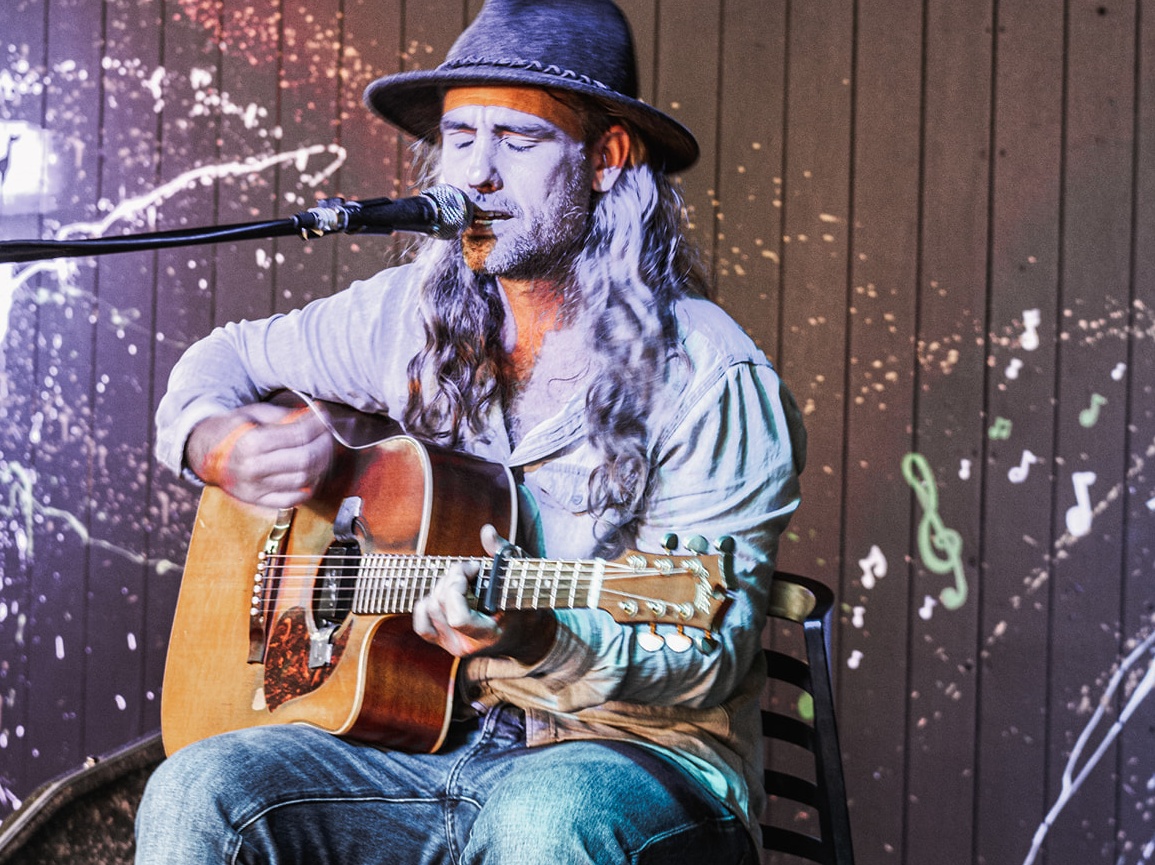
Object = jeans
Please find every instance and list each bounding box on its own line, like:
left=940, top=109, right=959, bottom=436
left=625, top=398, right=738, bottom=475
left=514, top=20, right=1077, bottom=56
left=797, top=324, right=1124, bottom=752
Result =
left=135, top=704, right=757, bottom=865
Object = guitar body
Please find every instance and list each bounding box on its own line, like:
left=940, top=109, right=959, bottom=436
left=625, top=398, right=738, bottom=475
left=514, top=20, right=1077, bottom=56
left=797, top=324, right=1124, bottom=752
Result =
left=161, top=431, right=516, bottom=757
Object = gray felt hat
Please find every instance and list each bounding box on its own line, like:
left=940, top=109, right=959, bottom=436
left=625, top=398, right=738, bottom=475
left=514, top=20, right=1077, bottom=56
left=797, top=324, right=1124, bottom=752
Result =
left=363, top=0, right=699, bottom=172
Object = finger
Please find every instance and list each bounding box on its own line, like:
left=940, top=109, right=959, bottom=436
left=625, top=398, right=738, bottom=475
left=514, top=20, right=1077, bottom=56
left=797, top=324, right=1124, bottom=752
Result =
left=480, top=523, right=501, bottom=557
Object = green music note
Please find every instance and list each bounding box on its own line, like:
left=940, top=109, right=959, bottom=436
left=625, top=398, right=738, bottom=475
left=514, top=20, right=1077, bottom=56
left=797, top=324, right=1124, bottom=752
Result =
left=901, top=453, right=968, bottom=610
left=1078, top=393, right=1106, bottom=428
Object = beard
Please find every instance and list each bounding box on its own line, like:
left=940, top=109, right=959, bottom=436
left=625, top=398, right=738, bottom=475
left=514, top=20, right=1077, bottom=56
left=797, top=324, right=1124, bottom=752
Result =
left=461, top=171, right=591, bottom=281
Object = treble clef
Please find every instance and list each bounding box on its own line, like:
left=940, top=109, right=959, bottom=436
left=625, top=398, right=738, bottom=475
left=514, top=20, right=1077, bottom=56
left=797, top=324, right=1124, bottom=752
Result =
left=901, top=453, right=968, bottom=610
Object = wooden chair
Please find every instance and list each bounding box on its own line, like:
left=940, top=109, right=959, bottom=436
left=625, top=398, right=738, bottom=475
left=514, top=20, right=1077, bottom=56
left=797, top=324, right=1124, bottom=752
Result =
left=761, top=571, right=855, bottom=864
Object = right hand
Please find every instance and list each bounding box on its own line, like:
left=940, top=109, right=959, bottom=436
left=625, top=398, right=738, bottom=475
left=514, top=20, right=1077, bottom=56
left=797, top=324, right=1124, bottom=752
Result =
left=185, top=402, right=335, bottom=508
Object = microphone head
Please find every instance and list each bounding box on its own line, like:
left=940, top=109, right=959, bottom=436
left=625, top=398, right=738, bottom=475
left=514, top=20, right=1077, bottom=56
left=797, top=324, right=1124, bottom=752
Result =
left=421, top=185, right=474, bottom=240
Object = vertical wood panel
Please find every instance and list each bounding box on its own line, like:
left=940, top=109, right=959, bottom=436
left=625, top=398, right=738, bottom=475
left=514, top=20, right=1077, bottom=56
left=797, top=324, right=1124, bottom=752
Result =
left=977, top=0, right=1065, bottom=860
left=715, top=0, right=787, bottom=359
left=777, top=0, right=853, bottom=586
left=1048, top=1, right=1136, bottom=861
left=0, top=0, right=50, bottom=808
left=1118, top=1, right=1155, bottom=860
left=838, top=1, right=924, bottom=861
left=904, top=2, right=994, bottom=862
left=143, top=0, right=226, bottom=735
left=272, top=0, right=343, bottom=313
left=83, top=0, right=164, bottom=758
left=654, top=0, right=720, bottom=261
left=23, top=0, right=104, bottom=786
left=334, top=0, right=404, bottom=287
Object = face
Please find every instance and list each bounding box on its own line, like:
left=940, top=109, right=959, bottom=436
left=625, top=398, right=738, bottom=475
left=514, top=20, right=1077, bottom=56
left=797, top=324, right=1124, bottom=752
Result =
left=439, top=101, right=595, bottom=280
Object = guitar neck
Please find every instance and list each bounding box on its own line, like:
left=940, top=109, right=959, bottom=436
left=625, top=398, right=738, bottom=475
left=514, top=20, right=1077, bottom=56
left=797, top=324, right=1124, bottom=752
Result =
left=352, top=554, right=606, bottom=616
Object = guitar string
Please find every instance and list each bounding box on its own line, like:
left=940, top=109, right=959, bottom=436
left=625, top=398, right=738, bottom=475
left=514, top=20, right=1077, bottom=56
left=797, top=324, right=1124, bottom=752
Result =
left=244, top=555, right=710, bottom=612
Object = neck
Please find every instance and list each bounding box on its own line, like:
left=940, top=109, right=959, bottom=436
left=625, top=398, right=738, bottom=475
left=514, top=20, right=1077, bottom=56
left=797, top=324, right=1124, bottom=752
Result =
left=499, top=277, right=566, bottom=373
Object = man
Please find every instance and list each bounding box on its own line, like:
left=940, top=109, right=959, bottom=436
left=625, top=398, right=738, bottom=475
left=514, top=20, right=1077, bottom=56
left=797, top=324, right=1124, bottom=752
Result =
left=137, top=0, right=805, bottom=862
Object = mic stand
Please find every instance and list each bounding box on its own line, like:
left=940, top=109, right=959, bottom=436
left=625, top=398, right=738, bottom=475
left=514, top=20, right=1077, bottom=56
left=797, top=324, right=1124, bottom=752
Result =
left=0, top=197, right=391, bottom=265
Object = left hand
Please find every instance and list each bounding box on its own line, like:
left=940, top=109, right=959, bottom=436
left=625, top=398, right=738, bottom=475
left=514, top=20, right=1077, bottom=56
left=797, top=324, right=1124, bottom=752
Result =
left=412, top=525, right=557, bottom=663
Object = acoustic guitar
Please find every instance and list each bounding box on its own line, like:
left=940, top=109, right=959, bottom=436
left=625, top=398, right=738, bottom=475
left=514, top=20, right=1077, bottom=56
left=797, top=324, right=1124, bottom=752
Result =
left=160, top=400, right=734, bottom=756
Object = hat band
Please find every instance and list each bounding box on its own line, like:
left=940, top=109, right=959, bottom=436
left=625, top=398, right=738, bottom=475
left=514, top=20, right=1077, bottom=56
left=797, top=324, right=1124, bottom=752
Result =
left=443, top=86, right=586, bottom=143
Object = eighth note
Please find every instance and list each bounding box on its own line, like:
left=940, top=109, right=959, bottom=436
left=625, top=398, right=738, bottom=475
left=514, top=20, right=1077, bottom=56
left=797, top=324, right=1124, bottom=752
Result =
left=1111, top=363, right=1126, bottom=381
left=1021, top=308, right=1041, bottom=351
left=1079, top=393, right=1107, bottom=428
left=1064, top=471, right=1097, bottom=538
left=918, top=595, right=937, bottom=621
left=858, top=545, right=887, bottom=589
left=1008, top=449, right=1042, bottom=484
left=1005, top=358, right=1023, bottom=380
left=959, top=458, right=972, bottom=480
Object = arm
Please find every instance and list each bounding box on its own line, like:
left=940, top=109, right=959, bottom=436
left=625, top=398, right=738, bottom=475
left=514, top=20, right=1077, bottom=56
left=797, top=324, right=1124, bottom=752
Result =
left=468, top=360, right=806, bottom=712
left=155, top=268, right=422, bottom=498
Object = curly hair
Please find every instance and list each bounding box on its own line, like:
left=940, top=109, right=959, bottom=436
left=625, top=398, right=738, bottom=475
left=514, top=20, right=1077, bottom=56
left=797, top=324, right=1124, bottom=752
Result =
left=402, top=110, right=709, bottom=549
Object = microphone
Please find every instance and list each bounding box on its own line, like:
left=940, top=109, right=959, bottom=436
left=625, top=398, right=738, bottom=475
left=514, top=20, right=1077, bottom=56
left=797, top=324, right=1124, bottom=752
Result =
left=294, top=184, right=473, bottom=240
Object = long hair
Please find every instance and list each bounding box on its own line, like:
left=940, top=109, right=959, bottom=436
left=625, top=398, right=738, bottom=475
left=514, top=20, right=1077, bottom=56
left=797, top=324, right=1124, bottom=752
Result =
left=403, top=112, right=709, bottom=549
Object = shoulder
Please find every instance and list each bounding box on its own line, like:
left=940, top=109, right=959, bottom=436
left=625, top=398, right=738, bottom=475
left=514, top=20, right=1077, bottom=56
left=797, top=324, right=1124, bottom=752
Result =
left=672, top=295, right=770, bottom=372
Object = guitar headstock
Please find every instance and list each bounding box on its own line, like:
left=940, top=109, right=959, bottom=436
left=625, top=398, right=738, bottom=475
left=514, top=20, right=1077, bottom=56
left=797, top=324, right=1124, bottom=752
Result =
left=598, top=535, right=735, bottom=654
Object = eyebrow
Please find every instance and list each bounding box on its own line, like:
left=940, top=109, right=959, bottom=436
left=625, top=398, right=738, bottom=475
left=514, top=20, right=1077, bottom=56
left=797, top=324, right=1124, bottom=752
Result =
left=439, top=117, right=562, bottom=139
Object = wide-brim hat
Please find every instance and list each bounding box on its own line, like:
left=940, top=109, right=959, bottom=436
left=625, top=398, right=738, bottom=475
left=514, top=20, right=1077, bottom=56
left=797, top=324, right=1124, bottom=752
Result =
left=363, top=0, right=699, bottom=173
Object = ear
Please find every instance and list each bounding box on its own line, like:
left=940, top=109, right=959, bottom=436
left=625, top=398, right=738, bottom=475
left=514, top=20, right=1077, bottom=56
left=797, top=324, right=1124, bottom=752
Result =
left=592, top=125, right=631, bottom=193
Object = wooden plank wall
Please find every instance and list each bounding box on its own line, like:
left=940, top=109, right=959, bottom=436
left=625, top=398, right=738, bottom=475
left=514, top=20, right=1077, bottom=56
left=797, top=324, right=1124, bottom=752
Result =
left=1, top=2, right=1152, bottom=863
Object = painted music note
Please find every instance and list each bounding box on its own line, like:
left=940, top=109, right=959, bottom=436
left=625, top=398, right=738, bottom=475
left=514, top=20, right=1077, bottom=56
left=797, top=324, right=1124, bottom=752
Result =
left=1008, top=449, right=1042, bottom=484
left=918, top=595, right=937, bottom=621
left=1005, top=358, right=1023, bottom=380
left=1079, top=393, right=1107, bottom=428
left=959, top=458, right=972, bottom=480
left=847, top=650, right=864, bottom=670
left=901, top=453, right=968, bottom=610
left=1111, top=362, right=1126, bottom=381
left=988, top=417, right=1013, bottom=440
left=1021, top=308, right=1041, bottom=351
left=851, top=606, right=866, bottom=628
left=1064, top=471, right=1097, bottom=538
left=858, top=544, right=888, bottom=589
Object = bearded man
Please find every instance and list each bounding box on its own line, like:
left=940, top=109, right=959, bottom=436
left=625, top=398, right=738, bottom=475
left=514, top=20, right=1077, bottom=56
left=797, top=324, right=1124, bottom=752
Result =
left=137, top=1, right=805, bottom=862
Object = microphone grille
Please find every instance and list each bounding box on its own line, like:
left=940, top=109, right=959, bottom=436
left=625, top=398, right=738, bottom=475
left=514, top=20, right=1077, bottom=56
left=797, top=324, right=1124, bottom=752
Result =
left=421, top=185, right=474, bottom=240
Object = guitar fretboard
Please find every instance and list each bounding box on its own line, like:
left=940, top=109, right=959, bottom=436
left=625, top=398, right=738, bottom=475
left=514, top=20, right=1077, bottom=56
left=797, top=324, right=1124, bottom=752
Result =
left=351, top=554, right=607, bottom=615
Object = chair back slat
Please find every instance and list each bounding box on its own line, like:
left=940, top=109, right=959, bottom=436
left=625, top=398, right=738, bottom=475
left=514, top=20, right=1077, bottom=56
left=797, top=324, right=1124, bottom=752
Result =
left=760, top=571, right=854, bottom=865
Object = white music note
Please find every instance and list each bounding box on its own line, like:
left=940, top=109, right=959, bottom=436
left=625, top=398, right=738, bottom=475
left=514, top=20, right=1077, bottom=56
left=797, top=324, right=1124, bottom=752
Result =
left=918, top=595, right=937, bottom=621
left=1065, top=471, right=1097, bottom=538
left=847, top=649, right=864, bottom=670
left=1005, top=358, right=1023, bottom=380
left=1021, top=308, right=1041, bottom=351
left=1008, top=449, right=1042, bottom=484
left=851, top=606, right=866, bottom=628
left=959, top=458, right=972, bottom=480
left=858, top=545, right=888, bottom=589
left=1111, top=362, right=1126, bottom=381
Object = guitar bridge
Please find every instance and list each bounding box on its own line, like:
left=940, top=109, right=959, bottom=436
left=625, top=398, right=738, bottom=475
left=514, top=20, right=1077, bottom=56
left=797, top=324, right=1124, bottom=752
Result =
left=249, top=507, right=295, bottom=664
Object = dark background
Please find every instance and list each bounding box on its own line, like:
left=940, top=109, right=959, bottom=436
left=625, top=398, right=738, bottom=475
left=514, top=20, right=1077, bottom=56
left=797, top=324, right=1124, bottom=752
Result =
left=1, top=1, right=1153, bottom=863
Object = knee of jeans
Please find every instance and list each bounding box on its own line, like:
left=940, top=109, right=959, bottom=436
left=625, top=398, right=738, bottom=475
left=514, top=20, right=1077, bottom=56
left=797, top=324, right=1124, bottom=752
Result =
left=138, top=736, right=244, bottom=828
left=464, top=771, right=623, bottom=861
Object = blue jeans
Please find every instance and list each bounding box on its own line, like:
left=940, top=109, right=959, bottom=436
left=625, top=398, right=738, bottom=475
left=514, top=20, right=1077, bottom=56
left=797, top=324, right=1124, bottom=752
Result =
left=135, top=704, right=756, bottom=864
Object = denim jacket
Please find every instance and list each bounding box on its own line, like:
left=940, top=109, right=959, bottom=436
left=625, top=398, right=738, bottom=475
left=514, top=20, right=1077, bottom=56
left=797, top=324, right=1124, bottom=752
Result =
left=156, top=262, right=806, bottom=836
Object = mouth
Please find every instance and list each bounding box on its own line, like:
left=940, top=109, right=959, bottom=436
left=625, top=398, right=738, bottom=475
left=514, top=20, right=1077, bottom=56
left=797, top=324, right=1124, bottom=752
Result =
left=471, top=208, right=512, bottom=228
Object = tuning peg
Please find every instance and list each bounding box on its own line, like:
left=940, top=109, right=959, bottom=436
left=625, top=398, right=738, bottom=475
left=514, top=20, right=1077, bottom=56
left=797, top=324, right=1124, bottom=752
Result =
left=666, top=626, right=693, bottom=653
left=686, top=535, right=709, bottom=555
left=638, top=624, right=665, bottom=652
left=696, top=631, right=718, bottom=654
left=661, top=533, right=679, bottom=552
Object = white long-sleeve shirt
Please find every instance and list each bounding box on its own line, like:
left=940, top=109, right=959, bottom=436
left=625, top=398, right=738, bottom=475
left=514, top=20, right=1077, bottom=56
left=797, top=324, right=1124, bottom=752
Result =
left=155, top=261, right=806, bottom=834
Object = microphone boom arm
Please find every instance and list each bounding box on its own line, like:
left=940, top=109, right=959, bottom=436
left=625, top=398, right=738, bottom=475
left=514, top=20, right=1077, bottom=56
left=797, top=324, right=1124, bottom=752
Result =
left=0, top=187, right=471, bottom=264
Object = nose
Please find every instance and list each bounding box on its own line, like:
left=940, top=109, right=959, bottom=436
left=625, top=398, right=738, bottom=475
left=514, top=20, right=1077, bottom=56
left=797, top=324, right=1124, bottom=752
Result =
left=466, top=139, right=501, bottom=194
